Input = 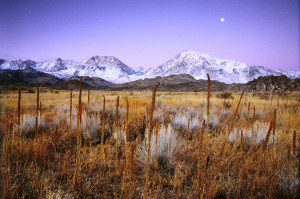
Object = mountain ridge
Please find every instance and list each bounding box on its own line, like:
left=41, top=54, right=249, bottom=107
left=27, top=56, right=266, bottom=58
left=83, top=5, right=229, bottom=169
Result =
left=1, top=51, right=299, bottom=84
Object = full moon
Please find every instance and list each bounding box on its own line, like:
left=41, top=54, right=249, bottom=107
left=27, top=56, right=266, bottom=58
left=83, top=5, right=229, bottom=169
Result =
left=221, top=18, right=225, bottom=22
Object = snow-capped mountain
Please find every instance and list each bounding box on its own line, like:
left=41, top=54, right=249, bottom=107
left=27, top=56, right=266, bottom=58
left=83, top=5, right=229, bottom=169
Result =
left=0, top=59, right=37, bottom=70
left=0, top=56, right=136, bottom=83
left=146, top=51, right=300, bottom=83
left=0, top=51, right=299, bottom=84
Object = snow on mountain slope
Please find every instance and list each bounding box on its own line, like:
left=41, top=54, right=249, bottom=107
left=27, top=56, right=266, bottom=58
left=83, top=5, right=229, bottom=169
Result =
left=0, top=59, right=37, bottom=70
left=146, top=51, right=294, bottom=83
left=275, top=69, right=300, bottom=79
left=0, top=56, right=137, bottom=83
left=0, top=51, right=299, bottom=84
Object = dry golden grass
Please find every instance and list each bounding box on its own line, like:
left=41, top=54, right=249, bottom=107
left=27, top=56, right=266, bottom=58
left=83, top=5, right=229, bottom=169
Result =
left=0, top=87, right=299, bottom=198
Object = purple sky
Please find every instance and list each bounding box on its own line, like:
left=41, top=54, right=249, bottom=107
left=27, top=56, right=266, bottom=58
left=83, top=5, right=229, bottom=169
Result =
left=0, top=0, right=299, bottom=70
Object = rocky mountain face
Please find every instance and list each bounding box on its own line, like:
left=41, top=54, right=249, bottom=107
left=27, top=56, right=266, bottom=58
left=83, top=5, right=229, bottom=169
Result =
left=110, top=74, right=240, bottom=91
left=0, top=67, right=62, bottom=86
left=68, top=76, right=114, bottom=87
left=247, top=75, right=300, bottom=92
left=0, top=67, right=113, bottom=89
left=0, top=51, right=299, bottom=85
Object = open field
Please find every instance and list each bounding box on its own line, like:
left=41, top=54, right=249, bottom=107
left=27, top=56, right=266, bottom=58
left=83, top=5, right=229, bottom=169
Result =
left=0, top=85, right=299, bottom=198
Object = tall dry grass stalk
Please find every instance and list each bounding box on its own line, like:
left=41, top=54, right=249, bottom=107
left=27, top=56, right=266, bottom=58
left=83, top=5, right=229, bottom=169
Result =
left=16, top=87, right=21, bottom=175
left=67, top=89, right=73, bottom=184
left=204, top=73, right=210, bottom=192
left=128, top=142, right=135, bottom=198
left=292, top=130, right=296, bottom=197
left=74, top=78, right=82, bottom=191
left=261, top=121, right=273, bottom=154
left=272, top=109, right=276, bottom=144
left=114, top=96, right=120, bottom=199
left=114, top=137, right=119, bottom=199
left=122, top=99, right=130, bottom=198
left=206, top=73, right=210, bottom=138
left=35, top=86, right=40, bottom=137
left=250, top=120, right=273, bottom=199
left=101, top=96, right=106, bottom=145
left=197, top=120, right=206, bottom=197
left=69, top=89, right=73, bottom=139
left=252, top=106, right=256, bottom=122
left=247, top=102, right=250, bottom=121
left=126, top=99, right=129, bottom=143
left=115, top=96, right=119, bottom=128
left=287, top=145, right=291, bottom=195
left=232, top=86, right=248, bottom=121
left=88, top=87, right=90, bottom=104
left=17, top=87, right=21, bottom=133
left=240, top=130, right=243, bottom=150
left=220, top=86, right=248, bottom=157
left=153, top=121, right=159, bottom=186
left=85, top=87, right=90, bottom=147
left=39, top=101, right=42, bottom=117
left=144, top=82, right=160, bottom=199
left=34, top=86, right=39, bottom=165
left=187, top=117, right=190, bottom=140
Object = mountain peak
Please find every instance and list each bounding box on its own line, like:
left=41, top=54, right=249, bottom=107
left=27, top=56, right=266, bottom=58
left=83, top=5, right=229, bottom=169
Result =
left=88, top=55, right=119, bottom=62
left=179, top=50, right=212, bottom=59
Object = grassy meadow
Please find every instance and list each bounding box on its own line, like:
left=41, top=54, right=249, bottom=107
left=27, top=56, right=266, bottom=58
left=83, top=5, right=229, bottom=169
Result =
left=0, top=84, right=299, bottom=198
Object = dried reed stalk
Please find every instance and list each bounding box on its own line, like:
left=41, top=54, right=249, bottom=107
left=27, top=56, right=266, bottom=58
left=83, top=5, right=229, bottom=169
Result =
left=34, top=86, right=39, bottom=137
left=17, top=87, right=21, bottom=133
left=84, top=108, right=88, bottom=147
left=220, top=86, right=248, bottom=157
left=250, top=120, right=273, bottom=198
left=114, top=133, right=119, bottom=199
left=128, top=142, right=135, bottom=199
left=115, top=96, right=119, bottom=128
left=85, top=87, right=90, bottom=147
left=287, top=145, right=291, bottom=194
left=197, top=120, right=206, bottom=197
left=232, top=86, right=248, bottom=120
left=145, top=82, right=160, bottom=199
left=252, top=106, right=256, bottom=122
left=206, top=73, right=210, bottom=137
left=122, top=101, right=131, bottom=197
left=204, top=73, right=210, bottom=187
left=187, top=117, right=190, bottom=140
left=272, top=109, right=276, bottom=144
left=114, top=96, right=120, bottom=199
left=67, top=89, right=73, bottom=185
left=88, top=86, right=90, bottom=104
left=69, top=89, right=73, bottom=139
left=153, top=121, right=159, bottom=186
left=39, top=101, right=42, bottom=117
left=34, top=86, right=39, bottom=165
left=292, top=130, right=296, bottom=198
left=101, top=96, right=105, bottom=145
left=16, top=88, right=21, bottom=175
left=261, top=121, right=273, bottom=153
left=241, top=130, right=243, bottom=151
left=74, top=78, right=82, bottom=191
left=247, top=102, right=250, bottom=121
left=126, top=99, right=129, bottom=143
